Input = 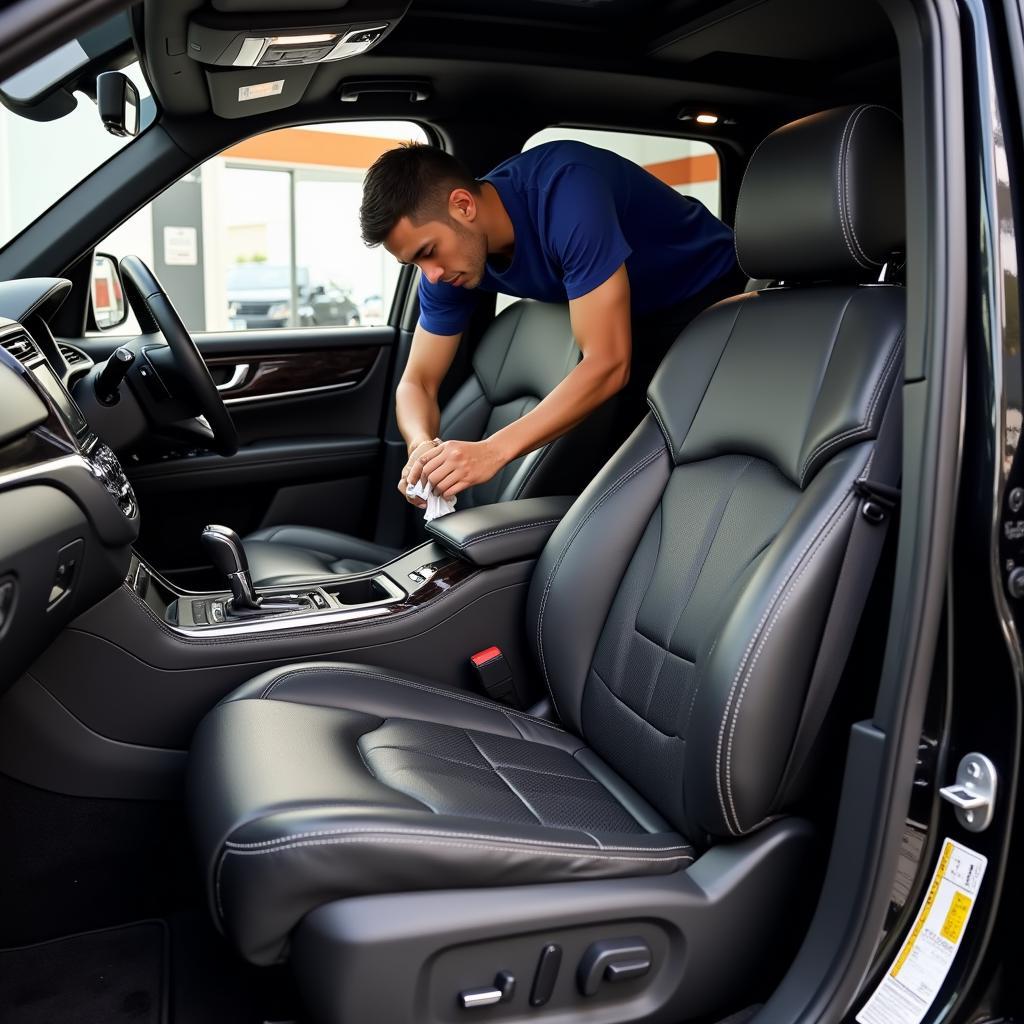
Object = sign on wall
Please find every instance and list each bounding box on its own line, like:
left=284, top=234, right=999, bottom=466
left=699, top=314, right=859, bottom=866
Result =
left=163, top=226, right=198, bottom=266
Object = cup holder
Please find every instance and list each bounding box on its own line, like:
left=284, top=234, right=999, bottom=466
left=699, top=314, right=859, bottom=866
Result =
left=327, top=576, right=397, bottom=606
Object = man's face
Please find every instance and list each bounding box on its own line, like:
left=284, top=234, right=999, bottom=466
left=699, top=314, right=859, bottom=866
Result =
left=384, top=207, right=488, bottom=290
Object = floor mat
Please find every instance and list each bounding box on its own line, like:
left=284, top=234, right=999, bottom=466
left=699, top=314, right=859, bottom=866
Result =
left=165, top=911, right=300, bottom=1024
left=0, top=920, right=167, bottom=1024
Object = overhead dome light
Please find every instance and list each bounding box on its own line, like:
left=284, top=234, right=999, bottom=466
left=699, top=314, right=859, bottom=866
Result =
left=677, top=108, right=736, bottom=127
left=267, top=33, right=339, bottom=46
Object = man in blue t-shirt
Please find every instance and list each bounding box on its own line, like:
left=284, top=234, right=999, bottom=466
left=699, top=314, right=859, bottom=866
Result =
left=359, top=141, right=738, bottom=507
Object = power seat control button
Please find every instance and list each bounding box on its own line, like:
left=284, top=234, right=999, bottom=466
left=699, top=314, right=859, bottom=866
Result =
left=577, top=938, right=651, bottom=997
left=529, top=943, right=562, bottom=1006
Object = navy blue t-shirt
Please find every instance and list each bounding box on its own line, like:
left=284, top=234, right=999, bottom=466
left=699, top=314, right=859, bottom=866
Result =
left=417, top=140, right=736, bottom=336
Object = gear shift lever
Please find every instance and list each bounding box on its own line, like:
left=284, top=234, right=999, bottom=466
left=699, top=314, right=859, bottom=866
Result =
left=201, top=524, right=262, bottom=612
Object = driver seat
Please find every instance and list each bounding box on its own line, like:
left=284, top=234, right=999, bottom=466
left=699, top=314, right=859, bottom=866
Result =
left=242, top=299, right=615, bottom=583
left=188, top=105, right=905, bottom=1023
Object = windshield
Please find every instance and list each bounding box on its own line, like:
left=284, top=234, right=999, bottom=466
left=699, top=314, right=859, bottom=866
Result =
left=0, top=60, right=154, bottom=251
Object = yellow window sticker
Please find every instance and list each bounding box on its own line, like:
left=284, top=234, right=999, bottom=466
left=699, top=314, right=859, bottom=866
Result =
left=856, top=837, right=987, bottom=1024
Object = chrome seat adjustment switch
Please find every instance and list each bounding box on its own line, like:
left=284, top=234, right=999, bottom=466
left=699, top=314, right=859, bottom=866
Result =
left=939, top=753, right=998, bottom=832
left=458, top=971, right=515, bottom=1009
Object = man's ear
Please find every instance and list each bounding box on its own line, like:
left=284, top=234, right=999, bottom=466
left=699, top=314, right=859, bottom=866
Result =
left=448, top=188, right=478, bottom=221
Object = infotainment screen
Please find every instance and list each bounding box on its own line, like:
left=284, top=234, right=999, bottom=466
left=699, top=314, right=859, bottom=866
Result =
left=31, top=363, right=89, bottom=437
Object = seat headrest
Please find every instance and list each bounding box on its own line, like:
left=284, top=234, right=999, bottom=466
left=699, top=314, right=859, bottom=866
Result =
left=734, top=104, right=904, bottom=281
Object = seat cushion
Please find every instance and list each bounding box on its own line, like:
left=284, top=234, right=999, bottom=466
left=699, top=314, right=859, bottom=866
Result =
left=188, top=663, right=693, bottom=964
left=244, top=526, right=401, bottom=583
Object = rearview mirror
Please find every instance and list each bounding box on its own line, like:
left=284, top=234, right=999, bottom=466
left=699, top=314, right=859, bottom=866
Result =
left=96, top=71, right=139, bottom=138
left=91, top=253, right=128, bottom=330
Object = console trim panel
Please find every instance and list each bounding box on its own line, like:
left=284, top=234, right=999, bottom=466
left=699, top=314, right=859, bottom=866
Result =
left=128, top=547, right=472, bottom=639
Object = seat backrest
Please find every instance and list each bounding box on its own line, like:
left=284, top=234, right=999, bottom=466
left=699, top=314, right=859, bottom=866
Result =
left=439, top=300, right=616, bottom=507
left=527, top=104, right=905, bottom=843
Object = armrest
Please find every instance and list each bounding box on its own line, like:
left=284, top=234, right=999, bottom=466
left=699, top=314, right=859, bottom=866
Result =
left=426, top=496, right=575, bottom=567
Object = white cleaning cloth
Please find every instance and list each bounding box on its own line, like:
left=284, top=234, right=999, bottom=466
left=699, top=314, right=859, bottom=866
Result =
left=406, top=477, right=457, bottom=522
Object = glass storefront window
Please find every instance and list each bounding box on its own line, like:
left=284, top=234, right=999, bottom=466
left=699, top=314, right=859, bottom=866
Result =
left=96, top=120, right=428, bottom=334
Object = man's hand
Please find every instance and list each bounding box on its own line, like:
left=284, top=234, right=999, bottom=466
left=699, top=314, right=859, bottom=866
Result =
left=420, top=437, right=506, bottom=500
left=398, top=437, right=442, bottom=507
left=395, top=325, right=462, bottom=505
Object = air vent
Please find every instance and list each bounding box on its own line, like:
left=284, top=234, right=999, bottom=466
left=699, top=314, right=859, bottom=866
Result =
left=0, top=333, right=40, bottom=364
left=58, top=343, right=88, bottom=366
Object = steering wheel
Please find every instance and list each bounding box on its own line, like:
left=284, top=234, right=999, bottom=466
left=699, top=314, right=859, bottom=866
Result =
left=118, top=255, right=238, bottom=456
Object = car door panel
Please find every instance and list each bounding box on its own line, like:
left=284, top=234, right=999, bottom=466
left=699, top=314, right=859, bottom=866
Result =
left=61, top=324, right=397, bottom=580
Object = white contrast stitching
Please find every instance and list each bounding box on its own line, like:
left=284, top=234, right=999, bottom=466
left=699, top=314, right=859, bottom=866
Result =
left=254, top=665, right=567, bottom=732
left=798, top=332, right=903, bottom=486
left=844, top=105, right=886, bottom=267
left=723, top=492, right=857, bottom=833
left=452, top=518, right=563, bottom=550
left=224, top=837, right=694, bottom=858
left=215, top=837, right=693, bottom=919
left=224, top=826, right=692, bottom=853
left=648, top=400, right=674, bottom=458
left=534, top=445, right=666, bottom=715
left=713, top=483, right=857, bottom=835
left=836, top=106, right=871, bottom=270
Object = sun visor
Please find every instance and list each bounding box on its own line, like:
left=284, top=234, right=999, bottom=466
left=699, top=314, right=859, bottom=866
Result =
left=205, top=64, right=318, bottom=119
left=187, top=0, right=409, bottom=70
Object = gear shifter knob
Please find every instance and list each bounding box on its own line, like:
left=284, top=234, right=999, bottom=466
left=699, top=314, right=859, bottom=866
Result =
left=201, top=524, right=260, bottom=611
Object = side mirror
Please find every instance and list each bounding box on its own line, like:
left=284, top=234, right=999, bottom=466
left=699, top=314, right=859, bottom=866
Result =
left=96, top=71, right=139, bottom=138
left=90, top=253, right=129, bottom=330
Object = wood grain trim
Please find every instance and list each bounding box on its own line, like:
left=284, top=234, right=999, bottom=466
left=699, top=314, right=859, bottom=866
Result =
left=205, top=347, right=378, bottom=401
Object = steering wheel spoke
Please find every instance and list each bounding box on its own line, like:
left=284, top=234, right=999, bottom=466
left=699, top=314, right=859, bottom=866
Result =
left=119, top=256, right=239, bottom=456
left=157, top=415, right=217, bottom=449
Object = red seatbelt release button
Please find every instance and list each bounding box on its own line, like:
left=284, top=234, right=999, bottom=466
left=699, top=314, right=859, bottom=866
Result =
left=470, top=646, right=516, bottom=705
left=471, top=646, right=502, bottom=667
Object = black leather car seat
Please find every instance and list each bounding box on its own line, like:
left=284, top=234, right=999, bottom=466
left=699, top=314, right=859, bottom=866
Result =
left=244, top=299, right=613, bottom=583
left=189, top=105, right=905, bottom=1022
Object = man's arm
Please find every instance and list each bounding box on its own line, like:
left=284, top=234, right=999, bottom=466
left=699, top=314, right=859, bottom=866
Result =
left=421, top=264, right=631, bottom=499
left=396, top=323, right=463, bottom=505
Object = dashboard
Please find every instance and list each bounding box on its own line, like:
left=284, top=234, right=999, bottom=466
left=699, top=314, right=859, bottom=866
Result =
left=0, top=279, right=140, bottom=694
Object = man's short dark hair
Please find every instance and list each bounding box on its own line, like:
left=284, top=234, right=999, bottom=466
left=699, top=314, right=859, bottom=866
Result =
left=360, top=143, right=480, bottom=247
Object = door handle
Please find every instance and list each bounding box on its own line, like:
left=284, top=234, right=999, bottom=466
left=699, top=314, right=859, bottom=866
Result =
left=215, top=363, right=250, bottom=392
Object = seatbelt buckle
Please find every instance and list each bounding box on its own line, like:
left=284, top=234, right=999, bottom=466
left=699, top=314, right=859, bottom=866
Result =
left=470, top=646, right=519, bottom=706
left=854, top=478, right=901, bottom=524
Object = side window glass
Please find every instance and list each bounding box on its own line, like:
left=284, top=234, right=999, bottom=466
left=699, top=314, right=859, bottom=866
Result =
left=524, top=126, right=720, bottom=213
left=96, top=121, right=428, bottom=334
left=496, top=126, right=721, bottom=313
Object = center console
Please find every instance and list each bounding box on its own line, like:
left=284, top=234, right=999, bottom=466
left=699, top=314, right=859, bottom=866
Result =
left=127, top=538, right=470, bottom=637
